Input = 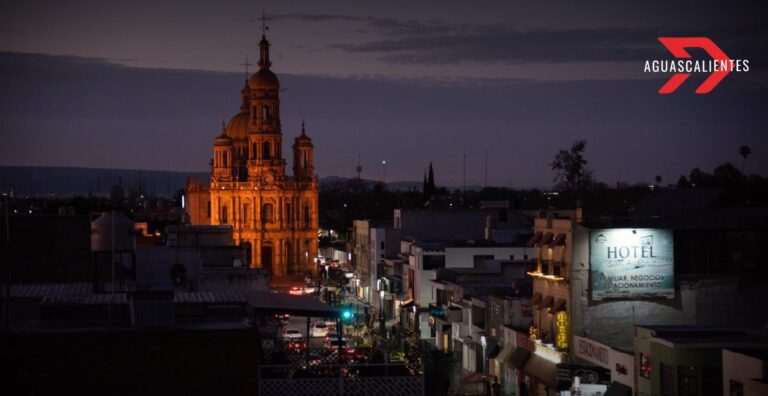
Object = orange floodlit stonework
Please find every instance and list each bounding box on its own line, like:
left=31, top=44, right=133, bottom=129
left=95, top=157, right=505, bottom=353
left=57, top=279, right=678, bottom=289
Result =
left=186, top=33, right=318, bottom=276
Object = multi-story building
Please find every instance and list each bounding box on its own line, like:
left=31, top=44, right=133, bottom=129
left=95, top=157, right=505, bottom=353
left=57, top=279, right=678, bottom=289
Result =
left=186, top=32, right=318, bottom=276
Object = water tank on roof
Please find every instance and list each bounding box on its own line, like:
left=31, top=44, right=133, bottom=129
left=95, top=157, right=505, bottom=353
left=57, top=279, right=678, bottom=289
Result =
left=91, top=211, right=136, bottom=252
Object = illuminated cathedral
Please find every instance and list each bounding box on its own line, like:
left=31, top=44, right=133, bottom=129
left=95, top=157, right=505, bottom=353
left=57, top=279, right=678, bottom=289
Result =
left=186, top=31, right=318, bottom=276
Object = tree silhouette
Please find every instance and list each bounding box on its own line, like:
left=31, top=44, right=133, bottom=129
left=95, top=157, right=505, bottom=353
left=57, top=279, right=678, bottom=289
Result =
left=655, top=175, right=662, bottom=186
left=739, top=145, right=751, bottom=175
left=550, top=140, right=594, bottom=192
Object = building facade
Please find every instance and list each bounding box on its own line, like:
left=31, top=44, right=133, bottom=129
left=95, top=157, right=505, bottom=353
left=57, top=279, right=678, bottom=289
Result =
left=186, top=33, right=318, bottom=276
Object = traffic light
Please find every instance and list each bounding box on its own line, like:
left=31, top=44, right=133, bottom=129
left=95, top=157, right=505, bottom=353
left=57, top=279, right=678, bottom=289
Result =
left=341, top=307, right=354, bottom=321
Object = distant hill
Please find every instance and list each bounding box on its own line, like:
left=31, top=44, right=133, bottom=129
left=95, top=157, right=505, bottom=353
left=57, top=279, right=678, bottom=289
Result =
left=0, top=166, right=209, bottom=197
left=0, top=166, right=446, bottom=197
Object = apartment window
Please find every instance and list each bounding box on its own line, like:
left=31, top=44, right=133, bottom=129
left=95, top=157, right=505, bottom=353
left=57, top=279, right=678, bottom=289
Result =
left=639, top=353, right=652, bottom=379
left=380, top=241, right=385, bottom=250
left=422, top=255, right=445, bottom=270
left=473, top=255, right=494, bottom=266
left=729, top=380, right=744, bottom=396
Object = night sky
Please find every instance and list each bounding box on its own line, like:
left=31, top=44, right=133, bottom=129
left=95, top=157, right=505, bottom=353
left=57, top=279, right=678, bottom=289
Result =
left=1, top=0, right=766, bottom=188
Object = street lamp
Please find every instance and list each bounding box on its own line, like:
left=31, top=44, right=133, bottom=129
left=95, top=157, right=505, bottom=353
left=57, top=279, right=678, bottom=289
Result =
left=381, top=160, right=387, bottom=183
left=480, top=335, right=488, bottom=374
left=379, top=290, right=386, bottom=336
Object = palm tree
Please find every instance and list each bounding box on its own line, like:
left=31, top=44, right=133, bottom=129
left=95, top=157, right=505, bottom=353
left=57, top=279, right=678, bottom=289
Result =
left=739, top=145, right=751, bottom=175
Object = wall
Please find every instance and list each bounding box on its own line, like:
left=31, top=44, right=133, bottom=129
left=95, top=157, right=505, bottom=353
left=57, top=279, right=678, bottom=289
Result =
left=722, top=349, right=765, bottom=396
left=444, top=246, right=531, bottom=268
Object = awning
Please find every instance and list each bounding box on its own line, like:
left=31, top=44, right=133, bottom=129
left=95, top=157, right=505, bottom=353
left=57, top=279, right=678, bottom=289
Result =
left=523, top=292, right=542, bottom=307
left=536, top=232, right=553, bottom=247
left=487, top=344, right=501, bottom=359
left=495, top=344, right=515, bottom=363
left=550, top=298, right=566, bottom=313
left=549, top=233, right=566, bottom=247
left=508, top=347, right=531, bottom=369
left=523, top=353, right=558, bottom=389
left=604, top=381, right=633, bottom=396
left=526, top=232, right=542, bottom=247
left=539, top=295, right=554, bottom=311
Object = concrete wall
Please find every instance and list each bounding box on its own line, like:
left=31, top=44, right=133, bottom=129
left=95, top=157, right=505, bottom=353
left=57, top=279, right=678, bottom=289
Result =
left=395, top=209, right=487, bottom=241
left=444, top=246, right=532, bottom=268
left=722, top=349, right=765, bottom=396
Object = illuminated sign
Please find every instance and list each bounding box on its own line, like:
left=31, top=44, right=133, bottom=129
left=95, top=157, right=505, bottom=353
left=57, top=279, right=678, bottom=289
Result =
left=555, top=311, right=569, bottom=350
left=590, top=229, right=674, bottom=300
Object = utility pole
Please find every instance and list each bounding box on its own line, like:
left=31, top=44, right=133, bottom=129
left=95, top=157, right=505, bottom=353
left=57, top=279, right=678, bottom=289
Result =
left=484, top=149, right=488, bottom=188
left=3, top=193, right=10, bottom=330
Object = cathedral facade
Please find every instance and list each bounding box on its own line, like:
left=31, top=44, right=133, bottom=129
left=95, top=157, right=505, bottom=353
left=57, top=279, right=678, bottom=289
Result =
left=186, top=33, right=318, bottom=276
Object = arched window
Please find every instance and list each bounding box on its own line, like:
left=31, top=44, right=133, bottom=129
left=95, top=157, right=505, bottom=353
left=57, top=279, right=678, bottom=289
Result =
left=263, top=141, right=271, bottom=160
left=221, top=205, right=228, bottom=224
left=262, top=203, right=274, bottom=224
left=223, top=152, right=228, bottom=167
left=263, top=105, right=270, bottom=120
left=303, top=204, right=310, bottom=228
left=243, top=204, right=250, bottom=225
left=252, top=142, right=258, bottom=159
left=302, top=151, right=309, bottom=169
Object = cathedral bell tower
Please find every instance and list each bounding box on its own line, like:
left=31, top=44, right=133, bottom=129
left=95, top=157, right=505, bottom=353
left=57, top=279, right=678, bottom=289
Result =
left=293, top=121, right=314, bottom=181
left=247, top=33, right=285, bottom=183
left=213, top=123, right=234, bottom=181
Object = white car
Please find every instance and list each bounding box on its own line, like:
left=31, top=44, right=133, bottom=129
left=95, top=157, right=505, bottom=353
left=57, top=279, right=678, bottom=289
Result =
left=310, top=321, right=330, bottom=338
left=282, top=327, right=303, bottom=341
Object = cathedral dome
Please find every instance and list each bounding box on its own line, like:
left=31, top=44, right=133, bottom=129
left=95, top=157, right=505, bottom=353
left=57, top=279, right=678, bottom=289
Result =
left=225, top=111, right=249, bottom=140
left=249, top=68, right=280, bottom=91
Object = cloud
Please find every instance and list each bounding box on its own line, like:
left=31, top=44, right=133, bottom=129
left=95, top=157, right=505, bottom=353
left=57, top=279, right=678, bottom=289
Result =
left=270, top=12, right=768, bottom=65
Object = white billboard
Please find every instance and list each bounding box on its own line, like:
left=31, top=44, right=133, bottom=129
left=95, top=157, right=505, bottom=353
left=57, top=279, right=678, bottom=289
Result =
left=590, top=228, right=674, bottom=300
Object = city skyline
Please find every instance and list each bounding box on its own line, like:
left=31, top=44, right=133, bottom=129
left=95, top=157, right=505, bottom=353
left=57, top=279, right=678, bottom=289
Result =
left=1, top=0, right=767, bottom=188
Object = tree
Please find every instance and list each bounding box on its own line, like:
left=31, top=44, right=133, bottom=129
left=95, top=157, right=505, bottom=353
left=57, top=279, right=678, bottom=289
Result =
left=655, top=175, right=662, bottom=185
left=424, top=162, right=436, bottom=204
left=739, top=145, right=751, bottom=175
left=550, top=140, right=594, bottom=192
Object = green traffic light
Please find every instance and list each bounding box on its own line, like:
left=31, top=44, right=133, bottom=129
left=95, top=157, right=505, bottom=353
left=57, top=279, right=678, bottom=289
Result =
left=342, top=310, right=353, bottom=320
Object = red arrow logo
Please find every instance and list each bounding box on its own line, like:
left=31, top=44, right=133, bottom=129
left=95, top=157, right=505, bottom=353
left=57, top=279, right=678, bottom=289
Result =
left=657, top=37, right=731, bottom=94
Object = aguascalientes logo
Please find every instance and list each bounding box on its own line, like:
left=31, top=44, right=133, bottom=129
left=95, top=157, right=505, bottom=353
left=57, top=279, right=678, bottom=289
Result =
left=645, top=37, right=750, bottom=94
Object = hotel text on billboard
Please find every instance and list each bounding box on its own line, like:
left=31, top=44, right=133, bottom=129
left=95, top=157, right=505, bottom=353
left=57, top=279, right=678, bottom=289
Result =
left=590, top=229, right=674, bottom=300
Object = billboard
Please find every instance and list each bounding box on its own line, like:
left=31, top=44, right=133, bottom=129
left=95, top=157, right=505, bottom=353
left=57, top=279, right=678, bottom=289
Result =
left=590, top=228, right=674, bottom=300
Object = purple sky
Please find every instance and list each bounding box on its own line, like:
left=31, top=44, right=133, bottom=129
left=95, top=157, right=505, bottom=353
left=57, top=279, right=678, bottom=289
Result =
left=1, top=0, right=767, bottom=188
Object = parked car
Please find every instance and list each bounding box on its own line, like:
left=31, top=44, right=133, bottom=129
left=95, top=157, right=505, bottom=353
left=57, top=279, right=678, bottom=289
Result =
left=282, top=327, right=303, bottom=341
left=310, top=321, right=330, bottom=338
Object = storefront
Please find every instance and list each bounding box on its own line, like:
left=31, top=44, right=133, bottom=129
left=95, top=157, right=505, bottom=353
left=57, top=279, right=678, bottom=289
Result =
left=572, top=335, right=635, bottom=394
